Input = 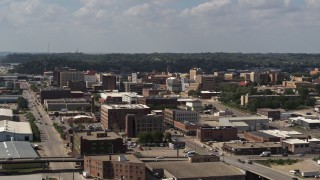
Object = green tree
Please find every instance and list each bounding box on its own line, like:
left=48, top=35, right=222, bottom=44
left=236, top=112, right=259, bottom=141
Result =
left=284, top=88, right=295, bottom=95
left=152, top=131, right=164, bottom=143
left=17, top=97, right=28, bottom=109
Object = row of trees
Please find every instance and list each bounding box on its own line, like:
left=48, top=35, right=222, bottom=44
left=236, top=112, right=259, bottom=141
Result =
left=6, top=53, right=320, bottom=74
left=137, top=131, right=173, bottom=145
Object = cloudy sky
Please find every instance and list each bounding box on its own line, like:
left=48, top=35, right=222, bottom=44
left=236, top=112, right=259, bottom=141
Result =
left=0, top=0, right=319, bottom=53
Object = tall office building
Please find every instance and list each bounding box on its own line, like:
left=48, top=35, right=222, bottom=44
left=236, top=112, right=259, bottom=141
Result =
left=101, top=74, right=117, bottom=90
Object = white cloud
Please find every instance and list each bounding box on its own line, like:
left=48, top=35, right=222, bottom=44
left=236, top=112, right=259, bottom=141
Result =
left=182, top=0, right=233, bottom=17
left=238, top=0, right=292, bottom=9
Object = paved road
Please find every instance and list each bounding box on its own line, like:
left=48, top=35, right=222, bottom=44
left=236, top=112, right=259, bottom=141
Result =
left=23, top=86, right=81, bottom=180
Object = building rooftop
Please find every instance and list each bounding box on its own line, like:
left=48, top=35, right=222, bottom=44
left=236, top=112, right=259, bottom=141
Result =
left=259, top=130, right=303, bottom=139
left=44, top=98, right=87, bottom=103
left=247, top=131, right=279, bottom=139
left=87, top=154, right=142, bottom=163
left=0, top=120, right=32, bottom=134
left=101, top=104, right=149, bottom=110
left=224, top=142, right=282, bottom=149
left=0, top=108, right=13, bottom=117
left=283, top=139, right=310, bottom=144
left=146, top=161, right=244, bottom=179
left=0, top=141, right=39, bottom=159
left=76, top=131, right=121, bottom=141
left=220, top=116, right=269, bottom=121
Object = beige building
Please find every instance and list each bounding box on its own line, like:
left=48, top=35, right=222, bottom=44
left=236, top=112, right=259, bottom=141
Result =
left=282, top=139, right=310, bottom=154
left=164, top=108, right=199, bottom=125
left=126, top=114, right=164, bottom=137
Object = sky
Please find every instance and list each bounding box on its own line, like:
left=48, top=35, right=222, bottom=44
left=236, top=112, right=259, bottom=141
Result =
left=0, top=0, right=319, bottom=53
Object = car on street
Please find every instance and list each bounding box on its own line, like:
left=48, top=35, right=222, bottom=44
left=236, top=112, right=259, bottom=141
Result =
left=156, top=156, right=164, bottom=159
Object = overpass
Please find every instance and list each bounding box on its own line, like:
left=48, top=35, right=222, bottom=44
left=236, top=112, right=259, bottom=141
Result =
left=0, top=157, right=83, bottom=164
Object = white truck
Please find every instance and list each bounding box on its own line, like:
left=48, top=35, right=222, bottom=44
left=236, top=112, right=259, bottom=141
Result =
left=301, top=171, right=319, bottom=177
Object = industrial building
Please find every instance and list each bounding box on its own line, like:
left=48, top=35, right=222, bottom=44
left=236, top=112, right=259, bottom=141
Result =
left=289, top=117, right=320, bottom=129
left=43, top=98, right=90, bottom=112
left=164, top=108, right=199, bottom=125
left=0, top=108, right=13, bottom=121
left=0, top=120, right=33, bottom=141
left=219, top=116, right=269, bottom=131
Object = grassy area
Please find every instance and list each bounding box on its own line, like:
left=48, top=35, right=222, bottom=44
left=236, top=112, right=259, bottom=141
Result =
left=255, top=159, right=301, bottom=167
left=53, top=123, right=65, bottom=139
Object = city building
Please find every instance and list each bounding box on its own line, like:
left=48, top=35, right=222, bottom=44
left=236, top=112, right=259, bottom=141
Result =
left=282, top=81, right=313, bottom=88
left=146, top=156, right=245, bottom=180
left=222, top=142, right=283, bottom=155
left=142, top=88, right=166, bottom=97
left=124, top=82, right=153, bottom=94
left=174, top=121, right=199, bottom=136
left=257, top=108, right=281, bottom=120
left=196, top=126, right=237, bottom=142
left=59, top=70, right=84, bottom=87
left=166, top=77, right=182, bottom=92
left=0, top=95, right=23, bottom=103
left=195, top=75, right=223, bottom=91
left=101, top=104, right=151, bottom=131
left=101, top=74, right=117, bottom=90
left=0, top=141, right=40, bottom=170
left=289, top=117, right=320, bottom=129
left=137, top=97, right=178, bottom=109
left=259, top=130, right=306, bottom=140
left=310, top=68, right=320, bottom=76
left=84, top=155, right=145, bottom=180
left=282, top=139, right=310, bottom=154
left=189, top=67, right=203, bottom=80
left=0, top=120, right=33, bottom=141
left=244, top=131, right=281, bottom=142
left=199, top=91, right=221, bottom=99
left=72, top=131, right=126, bottom=156
left=40, top=87, right=71, bottom=104
left=0, top=108, right=13, bottom=121
left=240, top=94, right=300, bottom=106
left=125, top=114, right=164, bottom=137
left=219, top=116, right=269, bottom=131
left=44, top=98, right=90, bottom=112
left=186, top=100, right=202, bottom=112
left=164, top=108, right=199, bottom=126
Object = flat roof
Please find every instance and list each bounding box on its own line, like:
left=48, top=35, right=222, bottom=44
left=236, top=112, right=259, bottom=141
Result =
left=75, top=131, right=121, bottom=141
left=101, top=104, right=149, bottom=110
left=283, top=139, right=309, bottom=144
left=0, top=141, right=39, bottom=159
left=247, top=131, right=279, bottom=139
left=259, top=130, right=303, bottom=139
left=220, top=116, right=269, bottom=121
left=224, top=142, right=282, bottom=149
left=147, top=161, right=244, bottom=178
left=0, top=120, right=32, bottom=134
left=0, top=108, right=13, bottom=117
left=87, top=154, right=142, bottom=163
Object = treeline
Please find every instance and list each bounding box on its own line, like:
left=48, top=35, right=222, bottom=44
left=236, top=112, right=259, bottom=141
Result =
left=4, top=53, right=320, bottom=74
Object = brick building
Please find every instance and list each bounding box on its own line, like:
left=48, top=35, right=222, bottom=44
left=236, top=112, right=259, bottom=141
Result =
left=84, top=155, right=145, bottom=180
left=257, top=108, right=281, bottom=120
left=137, top=97, right=178, bottom=109
left=101, top=104, right=151, bottom=131
left=244, top=131, right=281, bottom=142
left=196, top=126, right=237, bottom=142
left=101, top=74, right=117, bottom=90
left=40, top=87, right=71, bottom=104
left=164, top=108, right=199, bottom=126
left=126, top=114, right=164, bottom=137
left=72, top=131, right=126, bottom=156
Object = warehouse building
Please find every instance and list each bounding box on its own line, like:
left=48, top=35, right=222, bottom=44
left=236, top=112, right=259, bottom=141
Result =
left=0, top=120, right=33, bottom=141
left=0, top=108, right=13, bottom=121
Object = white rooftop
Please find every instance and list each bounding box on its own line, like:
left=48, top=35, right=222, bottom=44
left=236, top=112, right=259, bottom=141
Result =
left=0, top=120, right=32, bottom=134
left=0, top=108, right=13, bottom=117
left=260, top=130, right=303, bottom=139
left=102, top=104, right=149, bottom=109
left=290, top=117, right=320, bottom=123
left=220, top=116, right=269, bottom=121
left=100, top=92, right=138, bottom=99
left=283, top=138, right=310, bottom=144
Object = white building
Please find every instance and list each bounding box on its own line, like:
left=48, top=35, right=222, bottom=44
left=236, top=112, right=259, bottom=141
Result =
left=0, top=108, right=13, bottom=121
left=100, top=92, right=139, bottom=104
left=186, top=100, right=202, bottom=112
left=219, top=116, right=269, bottom=131
left=282, top=139, right=310, bottom=154
left=0, top=120, right=33, bottom=141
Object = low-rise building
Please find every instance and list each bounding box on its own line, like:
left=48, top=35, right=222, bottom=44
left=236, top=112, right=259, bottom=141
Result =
left=219, top=116, right=269, bottom=131
left=125, top=114, right=164, bottom=137
left=222, top=142, right=282, bottom=155
left=137, top=97, right=178, bottom=109
left=164, top=108, right=199, bottom=126
left=257, top=108, right=281, bottom=120
left=196, top=126, right=237, bottom=142
left=0, top=120, right=33, bottom=141
left=282, top=139, right=310, bottom=154
left=186, top=100, right=202, bottom=112
left=0, top=108, right=13, bottom=121
left=72, top=131, right=126, bottom=156
left=259, top=130, right=306, bottom=140
left=44, top=98, right=90, bottom=112
left=146, top=157, right=245, bottom=180
left=289, top=117, right=320, bottom=129
left=84, top=155, right=145, bottom=180
left=244, top=131, right=281, bottom=142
